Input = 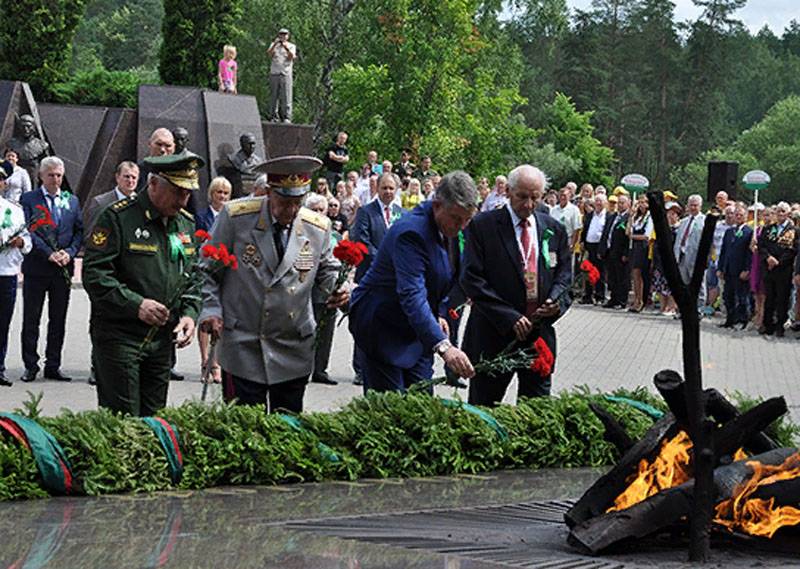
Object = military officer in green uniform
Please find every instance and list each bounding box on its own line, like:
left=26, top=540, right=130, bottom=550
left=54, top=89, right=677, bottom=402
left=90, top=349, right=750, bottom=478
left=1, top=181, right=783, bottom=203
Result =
left=83, top=152, right=205, bottom=416
left=199, top=155, right=349, bottom=413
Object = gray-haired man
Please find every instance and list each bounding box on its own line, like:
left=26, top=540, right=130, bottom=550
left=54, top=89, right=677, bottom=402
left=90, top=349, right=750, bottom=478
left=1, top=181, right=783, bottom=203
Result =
left=267, top=28, right=296, bottom=122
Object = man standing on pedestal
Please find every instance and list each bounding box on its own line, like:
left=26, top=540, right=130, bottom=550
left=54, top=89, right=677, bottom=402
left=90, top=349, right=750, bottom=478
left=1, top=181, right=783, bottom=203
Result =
left=462, top=165, right=572, bottom=406
left=268, top=28, right=296, bottom=123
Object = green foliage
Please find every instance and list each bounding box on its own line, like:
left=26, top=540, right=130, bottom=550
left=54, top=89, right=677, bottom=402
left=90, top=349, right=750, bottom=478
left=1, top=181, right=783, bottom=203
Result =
left=729, top=391, right=800, bottom=449
left=0, top=0, right=87, bottom=97
left=49, top=67, right=145, bottom=108
left=538, top=93, right=616, bottom=187
left=159, top=0, right=242, bottom=87
left=0, top=388, right=679, bottom=500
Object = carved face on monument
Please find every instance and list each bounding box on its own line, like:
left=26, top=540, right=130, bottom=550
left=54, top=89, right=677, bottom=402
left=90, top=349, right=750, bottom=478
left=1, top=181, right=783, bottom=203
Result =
left=240, top=133, right=256, bottom=158
left=19, top=115, right=36, bottom=140
left=172, top=127, right=189, bottom=154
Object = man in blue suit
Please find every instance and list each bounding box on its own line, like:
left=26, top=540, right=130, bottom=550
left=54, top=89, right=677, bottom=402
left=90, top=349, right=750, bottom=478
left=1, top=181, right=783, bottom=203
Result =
left=461, top=165, right=572, bottom=406
left=717, top=204, right=753, bottom=329
left=20, top=157, right=82, bottom=382
left=350, top=172, right=405, bottom=282
left=349, top=171, right=478, bottom=392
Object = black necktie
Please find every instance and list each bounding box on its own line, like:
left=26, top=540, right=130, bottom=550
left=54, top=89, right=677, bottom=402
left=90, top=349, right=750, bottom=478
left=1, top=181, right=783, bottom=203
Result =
left=273, top=224, right=286, bottom=263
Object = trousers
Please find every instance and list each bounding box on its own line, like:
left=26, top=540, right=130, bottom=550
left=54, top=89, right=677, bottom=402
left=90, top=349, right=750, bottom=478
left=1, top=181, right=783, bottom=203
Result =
left=223, top=373, right=307, bottom=413
left=0, top=275, right=17, bottom=373
left=21, top=272, right=71, bottom=372
left=269, top=73, right=293, bottom=121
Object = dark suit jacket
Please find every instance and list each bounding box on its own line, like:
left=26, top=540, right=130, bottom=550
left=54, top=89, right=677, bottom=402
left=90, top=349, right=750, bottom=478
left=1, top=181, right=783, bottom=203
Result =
left=195, top=206, right=218, bottom=233
left=607, top=211, right=630, bottom=260
left=718, top=225, right=753, bottom=276
left=21, top=188, right=83, bottom=277
left=758, top=221, right=797, bottom=273
left=349, top=201, right=454, bottom=368
left=460, top=207, right=572, bottom=361
left=350, top=198, right=405, bottom=282
left=84, top=188, right=125, bottom=236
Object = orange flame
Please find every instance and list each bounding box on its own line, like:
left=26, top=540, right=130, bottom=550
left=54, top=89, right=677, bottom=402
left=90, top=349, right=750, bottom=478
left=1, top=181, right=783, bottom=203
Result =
left=714, top=452, right=800, bottom=538
left=607, top=431, right=693, bottom=513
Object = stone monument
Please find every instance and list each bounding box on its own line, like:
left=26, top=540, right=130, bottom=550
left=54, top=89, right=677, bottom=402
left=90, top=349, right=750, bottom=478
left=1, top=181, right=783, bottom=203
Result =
left=6, top=114, right=49, bottom=184
left=221, top=132, right=263, bottom=197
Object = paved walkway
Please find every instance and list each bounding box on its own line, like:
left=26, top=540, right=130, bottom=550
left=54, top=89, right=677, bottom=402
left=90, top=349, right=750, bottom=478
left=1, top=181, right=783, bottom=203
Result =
left=2, top=290, right=798, bottom=420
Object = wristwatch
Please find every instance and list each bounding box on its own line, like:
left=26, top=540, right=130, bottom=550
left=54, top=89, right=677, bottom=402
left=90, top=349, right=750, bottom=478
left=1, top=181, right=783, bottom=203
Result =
left=435, top=340, right=453, bottom=357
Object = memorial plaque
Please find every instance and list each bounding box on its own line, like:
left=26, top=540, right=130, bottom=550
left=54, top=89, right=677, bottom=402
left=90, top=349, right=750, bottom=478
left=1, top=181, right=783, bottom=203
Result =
left=262, top=122, right=314, bottom=159
left=137, top=84, right=210, bottom=204
left=39, top=103, right=107, bottom=199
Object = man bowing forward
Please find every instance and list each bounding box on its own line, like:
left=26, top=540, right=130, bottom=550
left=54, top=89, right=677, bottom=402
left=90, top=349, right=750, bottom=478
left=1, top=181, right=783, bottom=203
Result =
left=462, top=165, right=572, bottom=406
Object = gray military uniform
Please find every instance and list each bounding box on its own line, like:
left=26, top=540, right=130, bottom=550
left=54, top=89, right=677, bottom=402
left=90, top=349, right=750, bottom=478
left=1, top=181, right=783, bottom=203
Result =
left=199, top=196, right=339, bottom=385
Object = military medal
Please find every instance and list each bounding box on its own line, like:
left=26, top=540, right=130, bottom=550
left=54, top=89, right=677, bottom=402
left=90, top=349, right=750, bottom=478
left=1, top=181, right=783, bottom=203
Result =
left=524, top=271, right=538, bottom=302
left=241, top=243, right=261, bottom=267
left=294, top=242, right=315, bottom=282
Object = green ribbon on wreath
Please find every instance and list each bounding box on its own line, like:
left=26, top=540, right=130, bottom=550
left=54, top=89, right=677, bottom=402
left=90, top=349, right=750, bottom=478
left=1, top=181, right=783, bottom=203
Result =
left=541, top=228, right=554, bottom=269
left=1, top=208, right=12, bottom=229
left=278, top=414, right=340, bottom=463
left=141, top=417, right=184, bottom=484
left=439, top=399, right=508, bottom=440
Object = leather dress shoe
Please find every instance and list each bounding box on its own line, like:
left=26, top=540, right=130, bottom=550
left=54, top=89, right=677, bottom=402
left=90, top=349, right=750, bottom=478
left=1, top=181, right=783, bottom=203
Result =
left=311, top=375, right=338, bottom=386
left=170, top=370, right=185, bottom=381
left=775, top=328, right=785, bottom=338
left=717, top=321, right=733, bottom=328
left=44, top=369, right=72, bottom=382
left=0, top=374, right=11, bottom=387
left=20, top=369, right=37, bottom=382
left=352, top=375, right=363, bottom=386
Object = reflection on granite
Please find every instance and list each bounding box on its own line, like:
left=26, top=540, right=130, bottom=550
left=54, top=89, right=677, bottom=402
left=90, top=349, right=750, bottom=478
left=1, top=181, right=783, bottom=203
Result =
left=0, top=468, right=602, bottom=569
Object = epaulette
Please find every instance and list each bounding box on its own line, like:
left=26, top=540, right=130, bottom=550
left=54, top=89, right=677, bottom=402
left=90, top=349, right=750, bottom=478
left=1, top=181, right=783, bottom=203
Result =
left=227, top=198, right=263, bottom=217
left=298, top=206, right=330, bottom=230
left=179, top=208, right=194, bottom=221
left=111, top=197, right=135, bottom=212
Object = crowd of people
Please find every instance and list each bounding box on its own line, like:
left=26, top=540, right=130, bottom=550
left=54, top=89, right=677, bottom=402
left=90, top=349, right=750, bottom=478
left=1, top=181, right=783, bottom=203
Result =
left=0, top=126, right=796, bottom=416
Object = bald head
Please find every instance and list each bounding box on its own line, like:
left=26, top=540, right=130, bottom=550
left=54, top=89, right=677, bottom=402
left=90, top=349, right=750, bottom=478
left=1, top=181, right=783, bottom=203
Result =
left=507, top=164, right=547, bottom=219
left=148, top=128, right=175, bottom=157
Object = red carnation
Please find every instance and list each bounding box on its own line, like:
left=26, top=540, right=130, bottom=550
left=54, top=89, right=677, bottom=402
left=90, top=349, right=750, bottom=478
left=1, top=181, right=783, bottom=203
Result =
left=580, top=259, right=601, bottom=286
left=448, top=308, right=460, bottom=320
left=201, top=244, right=219, bottom=259
left=333, top=240, right=368, bottom=267
left=195, top=229, right=211, bottom=242
left=529, top=337, right=554, bottom=377
left=229, top=255, right=239, bottom=270
left=30, top=204, right=56, bottom=231
left=218, top=243, right=231, bottom=265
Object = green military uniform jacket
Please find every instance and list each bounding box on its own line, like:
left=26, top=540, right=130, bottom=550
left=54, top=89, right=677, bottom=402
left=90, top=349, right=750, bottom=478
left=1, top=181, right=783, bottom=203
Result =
left=83, top=189, right=201, bottom=337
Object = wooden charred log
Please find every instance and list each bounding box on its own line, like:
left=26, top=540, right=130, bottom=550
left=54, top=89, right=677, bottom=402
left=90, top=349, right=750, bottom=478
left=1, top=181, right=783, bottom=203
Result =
left=567, top=448, right=798, bottom=555
left=589, top=403, right=635, bottom=455
left=565, top=413, right=678, bottom=528
left=654, top=371, right=780, bottom=455
left=752, top=477, right=800, bottom=506
left=712, top=397, right=788, bottom=459
left=705, top=389, right=780, bottom=454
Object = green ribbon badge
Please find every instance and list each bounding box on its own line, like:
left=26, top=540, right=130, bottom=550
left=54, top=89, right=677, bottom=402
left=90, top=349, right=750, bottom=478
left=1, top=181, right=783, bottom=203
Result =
left=735, top=228, right=743, bottom=238
left=55, top=191, right=72, bottom=211
left=542, top=227, right=554, bottom=269
left=1, top=208, right=12, bottom=229
left=457, top=230, right=465, bottom=255
left=168, top=232, right=186, bottom=262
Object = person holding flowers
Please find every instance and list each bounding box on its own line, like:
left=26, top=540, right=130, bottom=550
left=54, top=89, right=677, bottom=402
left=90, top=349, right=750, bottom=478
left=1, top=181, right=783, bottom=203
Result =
left=0, top=161, right=31, bottom=386
left=83, top=152, right=204, bottom=416
left=19, top=157, right=83, bottom=383
left=198, top=156, right=348, bottom=414
left=461, top=164, right=572, bottom=407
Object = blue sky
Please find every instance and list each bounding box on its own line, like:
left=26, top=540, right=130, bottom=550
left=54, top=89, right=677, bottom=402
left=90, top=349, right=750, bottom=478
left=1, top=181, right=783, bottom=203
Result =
left=567, top=0, right=799, bottom=34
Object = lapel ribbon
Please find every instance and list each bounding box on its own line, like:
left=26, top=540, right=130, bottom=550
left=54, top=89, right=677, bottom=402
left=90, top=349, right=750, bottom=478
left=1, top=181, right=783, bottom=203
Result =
left=541, top=227, right=554, bottom=269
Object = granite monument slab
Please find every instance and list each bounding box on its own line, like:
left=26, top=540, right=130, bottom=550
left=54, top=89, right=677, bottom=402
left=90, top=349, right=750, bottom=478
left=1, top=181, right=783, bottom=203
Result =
left=262, top=121, right=314, bottom=159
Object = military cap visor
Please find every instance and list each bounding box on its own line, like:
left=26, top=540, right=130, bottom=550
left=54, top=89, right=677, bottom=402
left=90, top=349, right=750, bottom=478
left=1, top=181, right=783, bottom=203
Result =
left=145, top=151, right=206, bottom=190
left=0, top=160, right=13, bottom=180
left=255, top=155, right=322, bottom=197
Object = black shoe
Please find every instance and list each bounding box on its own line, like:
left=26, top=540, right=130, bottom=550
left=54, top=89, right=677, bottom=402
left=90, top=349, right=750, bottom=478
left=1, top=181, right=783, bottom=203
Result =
left=0, top=375, right=11, bottom=387
left=352, top=375, right=363, bottom=386
left=717, top=321, right=733, bottom=328
left=20, top=369, right=37, bottom=382
left=775, top=329, right=785, bottom=338
left=790, top=322, right=800, bottom=332
left=578, top=297, right=593, bottom=305
left=88, top=375, right=96, bottom=386
left=170, top=370, right=185, bottom=382
left=602, top=301, right=617, bottom=308
left=736, top=321, right=748, bottom=331
left=44, top=369, right=72, bottom=382
left=311, top=375, right=338, bottom=386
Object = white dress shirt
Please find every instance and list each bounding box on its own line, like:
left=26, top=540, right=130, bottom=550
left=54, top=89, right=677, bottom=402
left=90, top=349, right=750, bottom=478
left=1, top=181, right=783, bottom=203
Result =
left=585, top=209, right=606, bottom=244
left=0, top=196, right=32, bottom=275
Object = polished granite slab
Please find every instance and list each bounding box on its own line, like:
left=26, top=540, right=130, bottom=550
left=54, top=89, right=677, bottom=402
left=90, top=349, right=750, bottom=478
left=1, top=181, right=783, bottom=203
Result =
left=2, top=468, right=798, bottom=569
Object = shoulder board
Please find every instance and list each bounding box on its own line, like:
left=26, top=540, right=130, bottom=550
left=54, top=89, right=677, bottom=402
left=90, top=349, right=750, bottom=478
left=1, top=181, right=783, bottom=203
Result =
left=111, top=197, right=135, bottom=212
left=227, top=198, right=263, bottom=217
left=299, top=207, right=330, bottom=230
left=179, top=208, right=194, bottom=221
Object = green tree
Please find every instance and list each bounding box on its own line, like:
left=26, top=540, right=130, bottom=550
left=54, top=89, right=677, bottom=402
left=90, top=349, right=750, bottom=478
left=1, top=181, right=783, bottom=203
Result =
left=0, top=0, right=87, bottom=97
left=159, top=0, right=242, bottom=87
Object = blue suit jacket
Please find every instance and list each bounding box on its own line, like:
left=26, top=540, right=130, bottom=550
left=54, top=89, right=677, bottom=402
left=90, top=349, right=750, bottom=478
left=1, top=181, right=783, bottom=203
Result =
left=21, top=189, right=83, bottom=277
left=718, top=224, right=753, bottom=276
left=195, top=206, right=217, bottom=233
left=349, top=201, right=453, bottom=368
left=460, top=207, right=572, bottom=361
left=350, top=199, right=405, bottom=282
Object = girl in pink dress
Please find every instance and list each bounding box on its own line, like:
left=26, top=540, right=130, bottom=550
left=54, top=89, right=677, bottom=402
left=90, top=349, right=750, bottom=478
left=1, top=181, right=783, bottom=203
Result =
left=218, top=45, right=238, bottom=94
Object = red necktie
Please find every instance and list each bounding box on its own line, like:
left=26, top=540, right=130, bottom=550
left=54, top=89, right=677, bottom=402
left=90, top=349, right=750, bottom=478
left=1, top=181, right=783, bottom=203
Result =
left=520, top=218, right=538, bottom=317
left=384, top=205, right=391, bottom=226
left=519, top=219, right=532, bottom=268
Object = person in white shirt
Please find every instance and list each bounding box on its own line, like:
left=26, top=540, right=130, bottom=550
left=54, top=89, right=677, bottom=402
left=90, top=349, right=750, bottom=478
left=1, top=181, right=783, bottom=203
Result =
left=2, top=148, right=32, bottom=204
left=550, top=187, right=582, bottom=256
left=0, top=161, right=32, bottom=385
left=480, top=175, right=508, bottom=212
left=267, top=28, right=296, bottom=122
left=579, top=194, right=608, bottom=304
